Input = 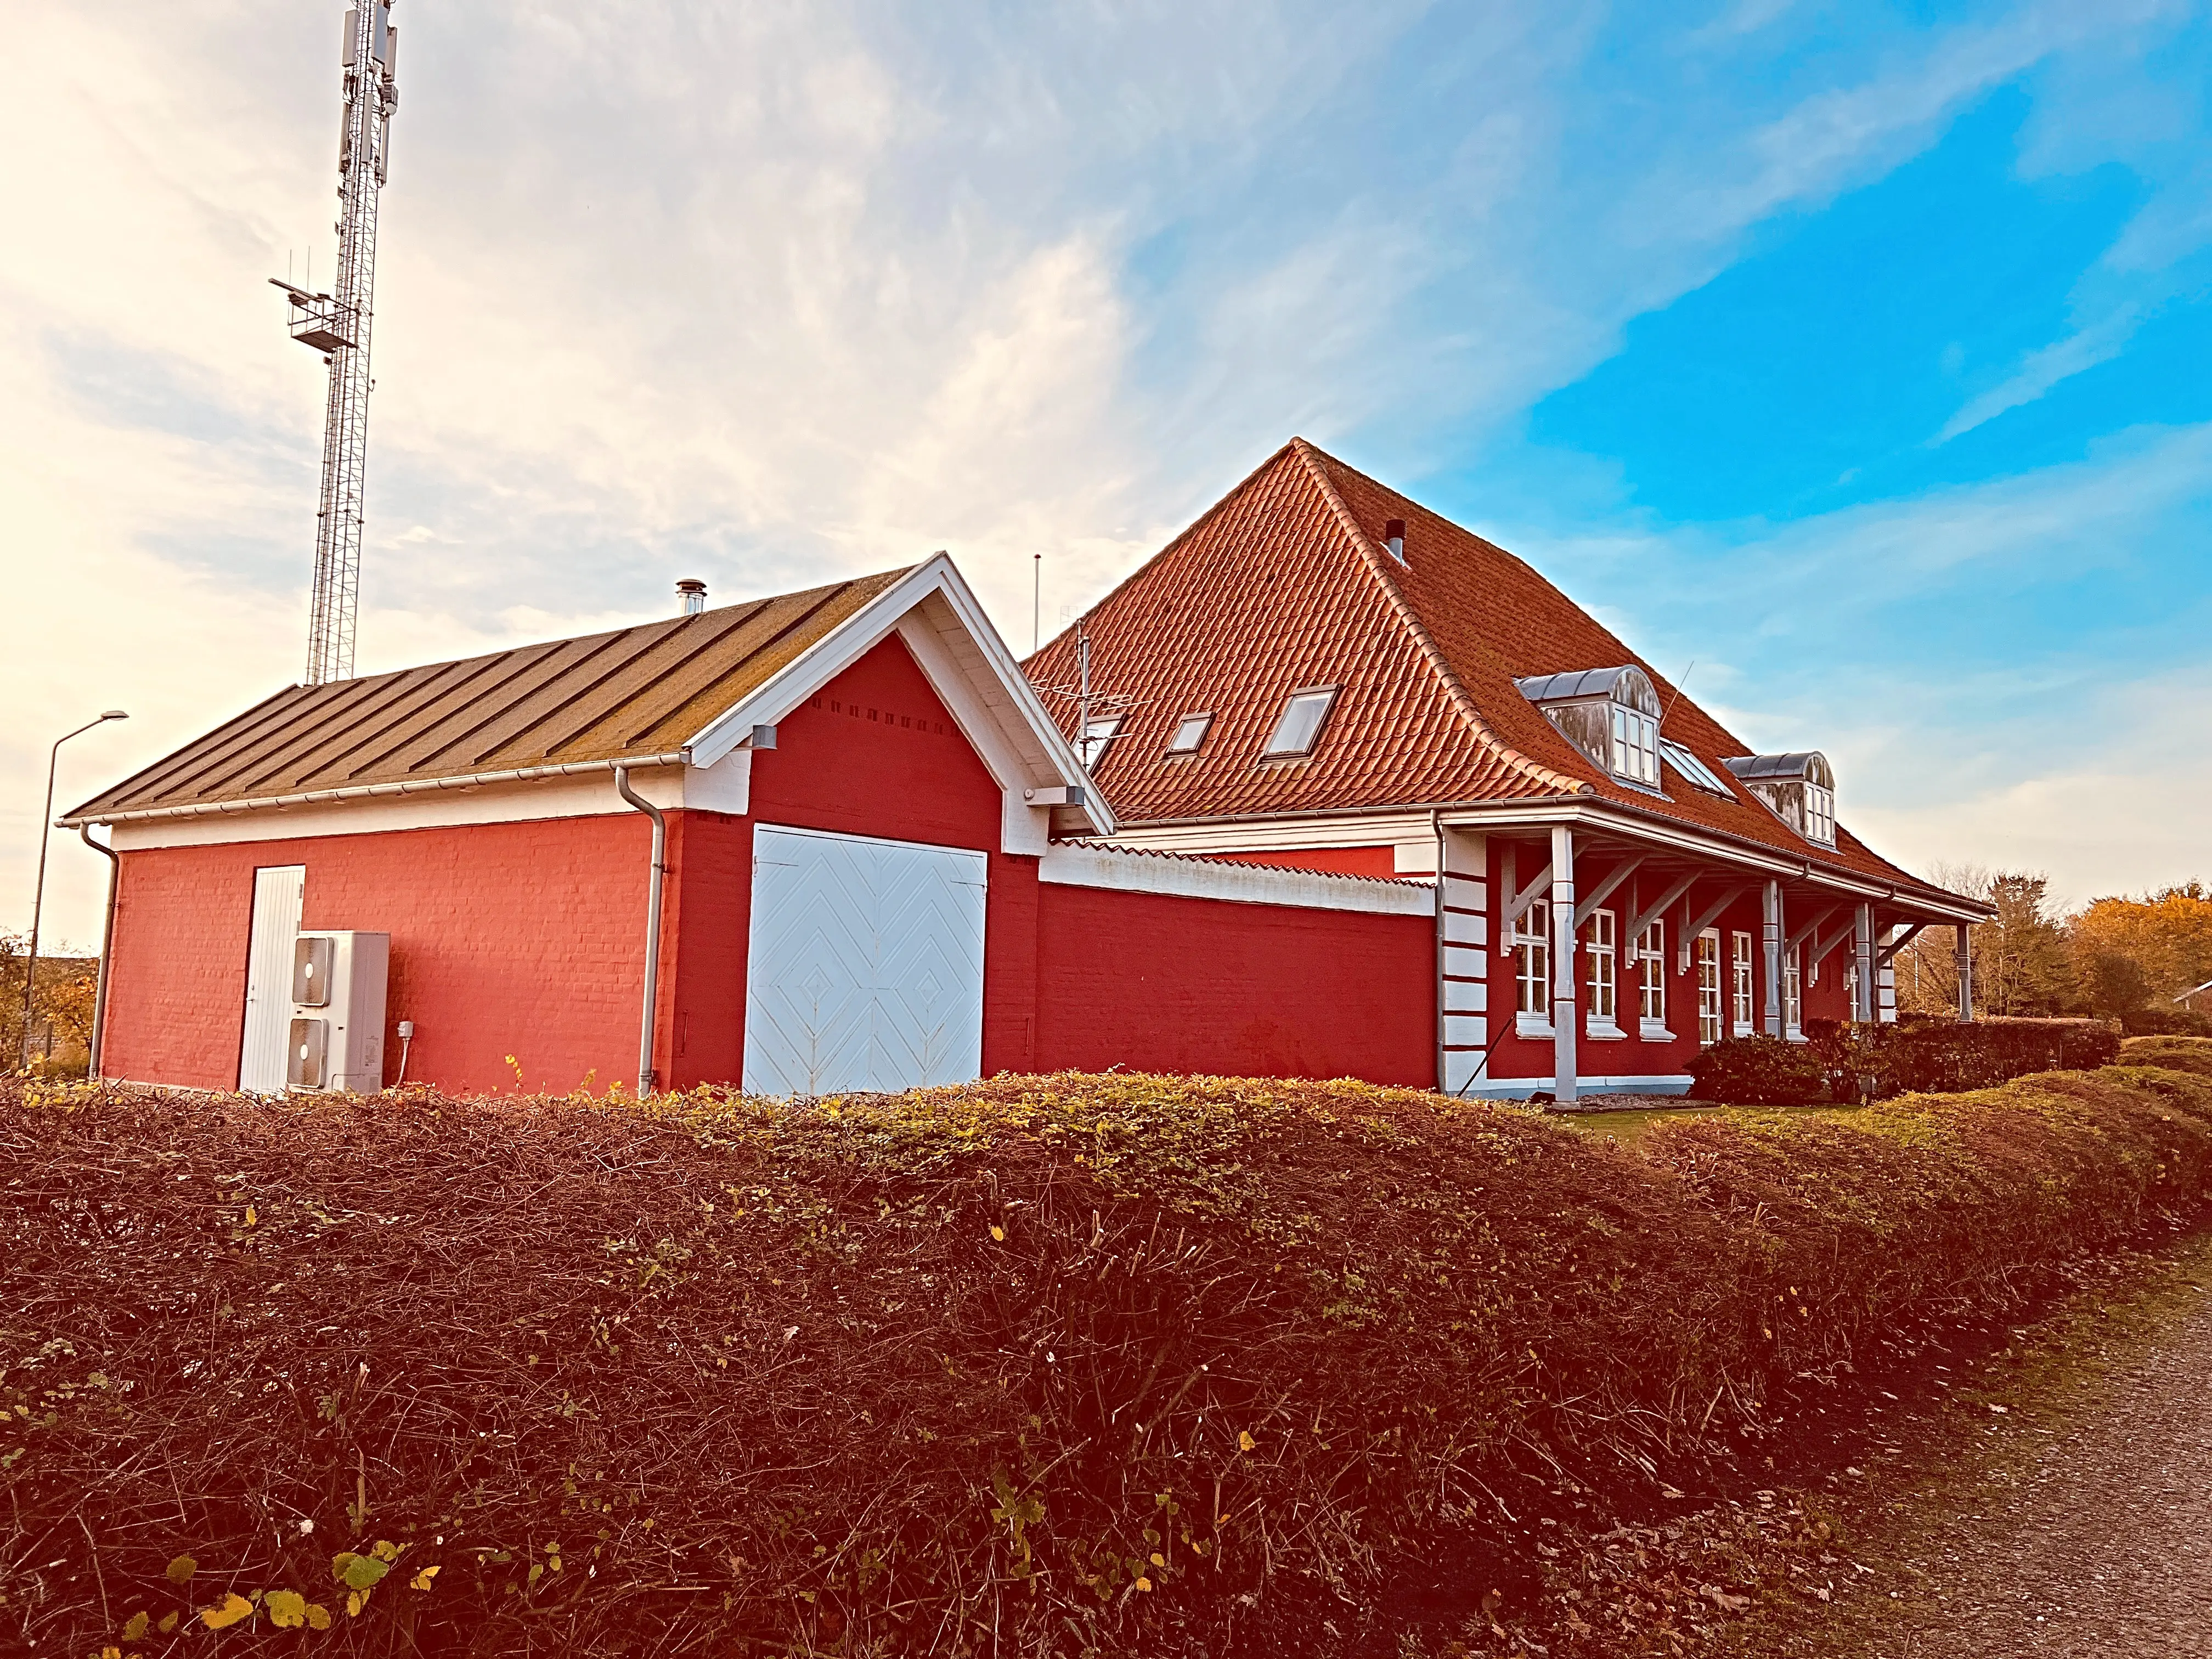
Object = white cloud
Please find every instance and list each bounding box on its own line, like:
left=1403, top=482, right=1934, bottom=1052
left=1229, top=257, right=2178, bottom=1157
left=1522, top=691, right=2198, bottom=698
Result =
left=1933, top=306, right=2143, bottom=441
left=3, top=0, right=2204, bottom=950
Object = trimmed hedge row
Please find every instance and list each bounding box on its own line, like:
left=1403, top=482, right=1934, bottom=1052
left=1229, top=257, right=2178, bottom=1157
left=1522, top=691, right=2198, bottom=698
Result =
left=2119, top=1034, right=2212, bottom=1076
left=4, top=1063, right=2211, bottom=1657
left=1689, top=1016, right=2123, bottom=1105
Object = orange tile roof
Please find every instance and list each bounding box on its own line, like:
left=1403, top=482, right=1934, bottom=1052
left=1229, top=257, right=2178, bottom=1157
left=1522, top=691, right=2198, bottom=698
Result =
left=1025, top=439, right=1949, bottom=897
left=70, top=570, right=909, bottom=821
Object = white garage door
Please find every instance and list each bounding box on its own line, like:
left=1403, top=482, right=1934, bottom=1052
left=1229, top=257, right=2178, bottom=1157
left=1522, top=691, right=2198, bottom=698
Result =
left=743, top=825, right=988, bottom=1096
left=239, top=864, right=305, bottom=1092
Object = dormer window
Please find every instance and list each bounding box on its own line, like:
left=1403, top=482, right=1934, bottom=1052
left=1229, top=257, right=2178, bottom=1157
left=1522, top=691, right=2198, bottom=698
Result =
left=1515, top=665, right=1664, bottom=791
left=1723, top=752, right=1837, bottom=846
left=1262, top=687, right=1338, bottom=759
left=1166, top=712, right=1212, bottom=755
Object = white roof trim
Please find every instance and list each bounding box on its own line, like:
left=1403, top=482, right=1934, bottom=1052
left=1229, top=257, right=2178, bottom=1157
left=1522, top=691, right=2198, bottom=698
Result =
left=684, top=554, right=1111, bottom=835
left=1040, top=843, right=1431, bottom=916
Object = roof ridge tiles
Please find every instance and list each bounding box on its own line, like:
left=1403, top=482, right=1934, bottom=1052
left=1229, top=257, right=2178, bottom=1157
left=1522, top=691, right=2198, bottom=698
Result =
left=1286, top=438, right=1592, bottom=800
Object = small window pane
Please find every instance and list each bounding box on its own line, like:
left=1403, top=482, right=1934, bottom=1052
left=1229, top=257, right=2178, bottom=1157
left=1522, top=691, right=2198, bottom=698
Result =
left=1264, top=688, right=1337, bottom=757
left=1166, top=713, right=1212, bottom=754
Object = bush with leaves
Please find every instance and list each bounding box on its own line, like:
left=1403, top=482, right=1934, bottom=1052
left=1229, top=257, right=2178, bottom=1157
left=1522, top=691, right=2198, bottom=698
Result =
left=5, top=1063, right=2212, bottom=1657
left=1685, top=1034, right=1830, bottom=1105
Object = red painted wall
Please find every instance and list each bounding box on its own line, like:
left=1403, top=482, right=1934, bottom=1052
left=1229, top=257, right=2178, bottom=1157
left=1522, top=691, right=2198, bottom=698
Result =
left=103, top=813, right=655, bottom=1096
left=1033, top=882, right=1434, bottom=1084
left=660, top=633, right=1043, bottom=1088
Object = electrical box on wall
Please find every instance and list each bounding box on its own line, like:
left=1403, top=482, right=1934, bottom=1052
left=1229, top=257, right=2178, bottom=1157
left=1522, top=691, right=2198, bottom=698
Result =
left=286, top=931, right=390, bottom=1092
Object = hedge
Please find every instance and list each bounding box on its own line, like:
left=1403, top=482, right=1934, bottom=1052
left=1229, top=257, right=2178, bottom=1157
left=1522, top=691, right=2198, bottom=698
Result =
left=2119, top=1034, right=2212, bottom=1076
left=5, top=1063, right=2212, bottom=1657
left=1690, top=1017, right=2122, bottom=1104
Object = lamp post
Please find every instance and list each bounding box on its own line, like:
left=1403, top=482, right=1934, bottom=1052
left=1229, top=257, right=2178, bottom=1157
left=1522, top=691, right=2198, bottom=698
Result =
left=19, top=711, right=127, bottom=1071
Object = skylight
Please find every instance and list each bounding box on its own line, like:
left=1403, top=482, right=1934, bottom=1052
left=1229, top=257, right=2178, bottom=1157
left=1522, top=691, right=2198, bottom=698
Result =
left=1262, top=687, right=1337, bottom=758
left=1660, top=738, right=1731, bottom=797
left=1166, top=712, right=1212, bottom=754
left=1079, top=715, right=1122, bottom=769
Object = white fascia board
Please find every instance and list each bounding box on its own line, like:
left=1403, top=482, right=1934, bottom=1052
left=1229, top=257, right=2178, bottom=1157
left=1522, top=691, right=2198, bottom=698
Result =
left=1448, top=1074, right=1694, bottom=1101
left=1089, top=812, right=1440, bottom=854
left=1438, top=800, right=1990, bottom=923
left=1040, top=844, right=1431, bottom=916
left=682, top=554, right=1110, bottom=836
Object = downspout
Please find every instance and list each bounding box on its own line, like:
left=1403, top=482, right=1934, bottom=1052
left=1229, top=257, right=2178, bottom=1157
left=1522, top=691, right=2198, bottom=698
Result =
left=1431, top=810, right=1446, bottom=1094
left=614, top=767, right=668, bottom=1096
left=78, top=824, right=119, bottom=1080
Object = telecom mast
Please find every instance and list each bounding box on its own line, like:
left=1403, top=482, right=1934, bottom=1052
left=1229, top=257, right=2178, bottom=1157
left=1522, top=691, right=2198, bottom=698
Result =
left=270, top=3, right=400, bottom=686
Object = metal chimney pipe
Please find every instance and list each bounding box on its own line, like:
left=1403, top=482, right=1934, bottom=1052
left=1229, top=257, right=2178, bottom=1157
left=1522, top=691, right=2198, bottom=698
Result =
left=676, top=578, right=706, bottom=616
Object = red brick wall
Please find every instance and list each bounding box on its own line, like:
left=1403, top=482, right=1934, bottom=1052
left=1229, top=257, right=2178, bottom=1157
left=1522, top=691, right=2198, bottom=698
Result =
left=1032, top=882, right=1434, bottom=1084
left=103, top=813, right=655, bottom=1095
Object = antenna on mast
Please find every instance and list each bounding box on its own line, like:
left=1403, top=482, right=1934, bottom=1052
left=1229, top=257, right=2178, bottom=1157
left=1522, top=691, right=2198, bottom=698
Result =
left=270, top=2, right=400, bottom=686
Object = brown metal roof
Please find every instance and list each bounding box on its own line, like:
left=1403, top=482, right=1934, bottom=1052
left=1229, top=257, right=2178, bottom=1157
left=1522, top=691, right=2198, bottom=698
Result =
left=69, top=568, right=911, bottom=821
left=1025, top=439, right=1965, bottom=902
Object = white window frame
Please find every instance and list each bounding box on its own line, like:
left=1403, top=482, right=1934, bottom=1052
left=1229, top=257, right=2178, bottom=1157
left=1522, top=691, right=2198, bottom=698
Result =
left=1784, top=946, right=1803, bottom=1037
left=1609, top=703, right=1660, bottom=788
left=1263, top=686, right=1339, bottom=759
left=1165, top=712, right=1212, bottom=755
left=1584, top=909, right=1622, bottom=1037
left=1804, top=780, right=1836, bottom=845
left=1730, top=931, right=1754, bottom=1036
left=1661, top=738, right=1731, bottom=797
left=1515, top=902, right=1552, bottom=1034
left=1695, top=930, right=1723, bottom=1046
left=1636, top=918, right=1670, bottom=1037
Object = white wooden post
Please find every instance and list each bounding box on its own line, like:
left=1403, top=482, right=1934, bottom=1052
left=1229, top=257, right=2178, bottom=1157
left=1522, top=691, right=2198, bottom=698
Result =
left=1762, top=880, right=1784, bottom=1037
left=1551, top=826, right=1577, bottom=1103
left=1956, top=923, right=1974, bottom=1023
left=1853, top=903, right=1875, bottom=1024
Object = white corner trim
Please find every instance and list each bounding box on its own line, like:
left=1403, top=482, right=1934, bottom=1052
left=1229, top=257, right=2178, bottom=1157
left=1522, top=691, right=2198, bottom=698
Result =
left=1093, top=812, right=1441, bottom=855
left=1039, top=844, right=1431, bottom=916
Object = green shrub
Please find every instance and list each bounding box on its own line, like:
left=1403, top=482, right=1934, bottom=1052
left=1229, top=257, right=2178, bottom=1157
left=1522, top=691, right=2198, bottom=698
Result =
left=4, top=1065, right=2211, bottom=1656
left=1863, top=1016, right=2119, bottom=1093
left=1686, top=1033, right=1830, bottom=1104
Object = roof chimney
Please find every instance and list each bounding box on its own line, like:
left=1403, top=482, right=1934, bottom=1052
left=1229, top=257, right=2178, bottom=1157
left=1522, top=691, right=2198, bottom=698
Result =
left=1383, top=518, right=1406, bottom=563
left=676, top=578, right=707, bottom=616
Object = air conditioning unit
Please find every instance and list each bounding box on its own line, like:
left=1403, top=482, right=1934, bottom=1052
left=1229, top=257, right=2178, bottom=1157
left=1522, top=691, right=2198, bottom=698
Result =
left=287, top=930, right=390, bottom=1092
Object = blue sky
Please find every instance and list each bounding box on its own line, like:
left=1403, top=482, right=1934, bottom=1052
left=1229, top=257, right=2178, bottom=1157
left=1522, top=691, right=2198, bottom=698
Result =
left=3, top=0, right=2208, bottom=944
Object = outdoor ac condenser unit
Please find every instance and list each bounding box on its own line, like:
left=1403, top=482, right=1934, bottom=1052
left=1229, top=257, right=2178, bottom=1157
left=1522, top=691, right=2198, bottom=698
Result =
left=286, top=930, right=390, bottom=1092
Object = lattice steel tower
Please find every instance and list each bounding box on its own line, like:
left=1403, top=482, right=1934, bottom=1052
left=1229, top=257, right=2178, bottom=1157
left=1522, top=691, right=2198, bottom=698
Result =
left=271, top=3, right=400, bottom=686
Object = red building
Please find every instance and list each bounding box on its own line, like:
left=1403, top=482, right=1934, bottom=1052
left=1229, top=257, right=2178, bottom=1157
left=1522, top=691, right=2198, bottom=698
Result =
left=66, top=443, right=1986, bottom=1102
left=1024, top=439, right=1988, bottom=1100
left=65, top=557, right=1432, bottom=1097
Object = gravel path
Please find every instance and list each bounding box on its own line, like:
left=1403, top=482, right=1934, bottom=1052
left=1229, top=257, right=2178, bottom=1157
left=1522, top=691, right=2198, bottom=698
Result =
left=1880, top=1278, right=2212, bottom=1657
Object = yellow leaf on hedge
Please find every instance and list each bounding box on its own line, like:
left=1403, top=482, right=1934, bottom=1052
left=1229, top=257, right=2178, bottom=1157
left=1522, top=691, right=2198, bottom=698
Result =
left=165, top=1554, right=196, bottom=1586
left=990, top=1226, right=1005, bottom=1241
left=410, top=1565, right=441, bottom=1591
left=346, top=1590, right=365, bottom=1618
left=200, top=1593, right=254, bottom=1629
left=1136, top=1576, right=1153, bottom=1592
left=370, top=1538, right=403, bottom=1561
left=121, top=1612, right=150, bottom=1641
left=157, top=1612, right=179, bottom=1634
left=306, top=1602, right=332, bottom=1630
left=1237, top=1431, right=1256, bottom=1452
left=266, top=1589, right=307, bottom=1628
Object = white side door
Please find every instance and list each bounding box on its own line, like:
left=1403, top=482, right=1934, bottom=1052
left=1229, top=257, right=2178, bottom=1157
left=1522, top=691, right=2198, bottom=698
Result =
left=239, top=865, right=305, bottom=1092
left=743, top=825, right=987, bottom=1096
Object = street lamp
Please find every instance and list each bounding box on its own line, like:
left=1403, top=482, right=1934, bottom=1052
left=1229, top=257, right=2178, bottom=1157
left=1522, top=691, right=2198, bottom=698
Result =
left=20, top=711, right=127, bottom=1072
